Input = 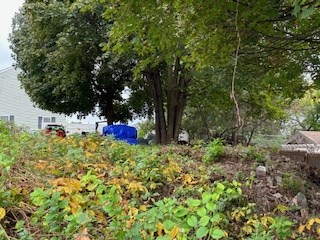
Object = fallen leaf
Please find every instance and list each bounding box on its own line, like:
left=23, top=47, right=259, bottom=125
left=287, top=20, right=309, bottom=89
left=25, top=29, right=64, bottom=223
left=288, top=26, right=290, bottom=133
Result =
left=0, top=207, right=6, bottom=220
left=75, top=228, right=90, bottom=240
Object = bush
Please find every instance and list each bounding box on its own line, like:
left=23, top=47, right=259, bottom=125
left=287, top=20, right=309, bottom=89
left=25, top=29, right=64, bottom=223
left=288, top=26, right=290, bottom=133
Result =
left=203, top=138, right=225, bottom=163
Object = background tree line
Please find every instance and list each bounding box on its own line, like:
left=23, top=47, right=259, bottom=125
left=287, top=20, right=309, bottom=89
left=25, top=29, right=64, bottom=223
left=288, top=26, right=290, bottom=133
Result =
left=10, top=0, right=320, bottom=144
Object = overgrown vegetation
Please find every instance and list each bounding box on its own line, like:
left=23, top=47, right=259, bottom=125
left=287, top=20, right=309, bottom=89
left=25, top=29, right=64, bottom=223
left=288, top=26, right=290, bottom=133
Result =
left=0, top=122, right=319, bottom=239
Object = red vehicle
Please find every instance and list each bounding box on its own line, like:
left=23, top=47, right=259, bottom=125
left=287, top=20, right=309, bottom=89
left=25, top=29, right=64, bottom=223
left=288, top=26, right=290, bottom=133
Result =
left=44, top=124, right=66, bottom=138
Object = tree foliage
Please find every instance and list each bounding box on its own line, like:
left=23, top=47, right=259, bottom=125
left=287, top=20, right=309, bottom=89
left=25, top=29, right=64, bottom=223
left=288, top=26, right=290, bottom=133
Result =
left=96, top=0, right=319, bottom=143
left=10, top=0, right=320, bottom=143
left=10, top=0, right=142, bottom=124
left=285, top=89, right=320, bottom=133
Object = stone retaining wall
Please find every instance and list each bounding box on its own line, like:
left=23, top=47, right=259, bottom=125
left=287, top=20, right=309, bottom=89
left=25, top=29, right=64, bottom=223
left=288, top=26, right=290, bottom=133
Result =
left=279, top=149, right=320, bottom=169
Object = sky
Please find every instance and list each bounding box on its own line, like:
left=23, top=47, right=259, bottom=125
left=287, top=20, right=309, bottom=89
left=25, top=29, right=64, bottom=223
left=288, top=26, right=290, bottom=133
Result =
left=0, top=0, right=24, bottom=70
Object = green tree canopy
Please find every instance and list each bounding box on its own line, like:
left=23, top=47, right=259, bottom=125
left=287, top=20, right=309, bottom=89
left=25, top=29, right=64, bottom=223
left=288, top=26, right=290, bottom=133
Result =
left=10, top=0, right=143, bottom=124
left=10, top=0, right=320, bottom=144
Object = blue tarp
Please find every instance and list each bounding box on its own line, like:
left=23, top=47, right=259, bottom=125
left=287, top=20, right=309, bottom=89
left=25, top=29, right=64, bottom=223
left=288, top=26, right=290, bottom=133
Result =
left=102, top=124, right=138, bottom=145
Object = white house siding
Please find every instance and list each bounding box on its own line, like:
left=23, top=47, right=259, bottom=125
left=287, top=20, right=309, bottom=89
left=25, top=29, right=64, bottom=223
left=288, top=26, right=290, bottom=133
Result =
left=0, top=67, right=66, bottom=131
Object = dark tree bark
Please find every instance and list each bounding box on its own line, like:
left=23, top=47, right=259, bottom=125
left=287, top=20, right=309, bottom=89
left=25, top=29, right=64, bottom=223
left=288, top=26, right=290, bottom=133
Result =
left=145, top=68, right=167, bottom=144
left=145, top=59, right=190, bottom=145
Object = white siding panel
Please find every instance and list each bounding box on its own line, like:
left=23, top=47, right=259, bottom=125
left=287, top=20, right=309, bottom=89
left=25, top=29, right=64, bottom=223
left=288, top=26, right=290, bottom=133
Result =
left=0, top=67, right=66, bottom=131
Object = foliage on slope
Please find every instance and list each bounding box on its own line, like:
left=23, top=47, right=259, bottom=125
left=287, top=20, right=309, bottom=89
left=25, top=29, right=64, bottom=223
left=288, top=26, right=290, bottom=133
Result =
left=0, top=122, right=319, bottom=239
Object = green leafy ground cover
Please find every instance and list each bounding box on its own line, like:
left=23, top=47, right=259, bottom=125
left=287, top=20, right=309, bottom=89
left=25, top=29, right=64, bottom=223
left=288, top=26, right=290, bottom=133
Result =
left=0, top=122, right=319, bottom=239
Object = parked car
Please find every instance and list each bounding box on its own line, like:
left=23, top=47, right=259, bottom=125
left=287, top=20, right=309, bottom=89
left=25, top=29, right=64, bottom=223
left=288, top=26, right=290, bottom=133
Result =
left=43, top=124, right=66, bottom=138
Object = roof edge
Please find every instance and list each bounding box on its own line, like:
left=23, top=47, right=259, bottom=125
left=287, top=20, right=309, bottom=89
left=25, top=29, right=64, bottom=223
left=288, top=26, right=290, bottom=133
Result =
left=0, top=66, right=15, bottom=74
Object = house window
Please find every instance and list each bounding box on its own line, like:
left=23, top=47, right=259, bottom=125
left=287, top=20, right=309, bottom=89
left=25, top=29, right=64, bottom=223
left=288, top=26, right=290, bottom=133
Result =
left=43, top=117, right=51, bottom=123
left=38, top=116, right=57, bottom=129
left=0, top=115, right=14, bottom=122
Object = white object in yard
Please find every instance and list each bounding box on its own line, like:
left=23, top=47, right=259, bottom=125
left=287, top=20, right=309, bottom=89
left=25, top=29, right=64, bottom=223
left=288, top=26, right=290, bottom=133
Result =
left=256, top=165, right=267, bottom=177
left=178, top=130, right=189, bottom=144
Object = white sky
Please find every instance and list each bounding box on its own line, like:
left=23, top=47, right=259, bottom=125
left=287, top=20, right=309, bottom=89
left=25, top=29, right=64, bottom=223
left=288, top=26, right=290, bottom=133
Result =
left=0, top=0, right=24, bottom=69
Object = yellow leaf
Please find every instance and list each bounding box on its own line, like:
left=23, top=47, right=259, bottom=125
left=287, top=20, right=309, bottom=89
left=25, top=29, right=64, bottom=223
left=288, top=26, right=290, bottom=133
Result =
left=182, top=174, right=193, bottom=185
left=273, top=204, right=288, bottom=213
left=150, top=182, right=157, bottom=190
left=169, top=226, right=179, bottom=239
left=316, top=228, right=320, bottom=235
left=306, top=218, right=315, bottom=230
left=52, top=178, right=82, bottom=194
left=139, top=205, right=147, bottom=212
left=126, top=217, right=135, bottom=228
left=128, top=207, right=138, bottom=217
left=315, top=218, right=320, bottom=224
left=71, top=194, right=85, bottom=204
left=85, top=151, right=94, bottom=158
left=69, top=200, right=82, bottom=214
left=0, top=207, right=6, bottom=220
left=261, top=216, right=268, bottom=228
left=246, top=219, right=258, bottom=225
left=79, top=141, right=85, bottom=148
left=157, top=222, right=164, bottom=236
left=86, top=183, right=98, bottom=191
left=88, top=210, right=95, bottom=218
left=242, top=225, right=252, bottom=234
left=128, top=181, right=146, bottom=193
left=298, top=225, right=305, bottom=234
left=267, top=216, right=275, bottom=225
left=87, top=141, right=98, bottom=151
left=96, top=211, right=107, bottom=224
left=141, top=230, right=148, bottom=239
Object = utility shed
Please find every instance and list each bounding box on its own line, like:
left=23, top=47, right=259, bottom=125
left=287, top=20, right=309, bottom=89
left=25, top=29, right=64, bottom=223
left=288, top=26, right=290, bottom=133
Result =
left=281, top=131, right=320, bottom=169
left=286, top=131, right=320, bottom=146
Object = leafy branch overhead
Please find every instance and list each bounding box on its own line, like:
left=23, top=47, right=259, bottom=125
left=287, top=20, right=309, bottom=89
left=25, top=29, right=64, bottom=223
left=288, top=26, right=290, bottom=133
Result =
left=9, top=0, right=320, bottom=144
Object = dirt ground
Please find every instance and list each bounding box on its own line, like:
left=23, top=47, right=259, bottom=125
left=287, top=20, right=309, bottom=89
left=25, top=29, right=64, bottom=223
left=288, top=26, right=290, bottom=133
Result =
left=213, top=149, right=320, bottom=222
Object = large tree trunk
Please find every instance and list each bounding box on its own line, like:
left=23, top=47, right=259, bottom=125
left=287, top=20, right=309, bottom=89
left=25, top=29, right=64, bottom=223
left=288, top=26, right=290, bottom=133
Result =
left=103, top=95, right=114, bottom=125
left=166, top=58, right=189, bottom=143
left=145, top=68, right=167, bottom=144
left=145, top=60, right=190, bottom=145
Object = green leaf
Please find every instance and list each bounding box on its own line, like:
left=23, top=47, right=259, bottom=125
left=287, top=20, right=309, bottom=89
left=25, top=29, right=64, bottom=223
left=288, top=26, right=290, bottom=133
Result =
left=206, top=202, right=217, bottom=212
left=30, top=188, right=50, bottom=206
left=300, top=7, right=314, bottom=19
left=156, top=235, right=172, bottom=240
left=96, top=184, right=106, bottom=195
left=196, top=226, right=209, bottom=238
left=163, top=219, right=175, bottom=231
left=15, top=220, right=25, bottom=230
left=210, top=214, right=221, bottom=223
left=175, top=207, right=189, bottom=217
left=212, top=193, right=220, bottom=201
left=201, top=192, right=212, bottom=203
left=196, top=207, right=207, bottom=217
left=58, top=199, right=68, bottom=209
left=52, top=191, right=60, bottom=201
left=187, top=215, right=198, bottom=227
left=210, top=228, right=225, bottom=239
left=199, top=216, right=210, bottom=227
left=187, top=198, right=201, bottom=207
left=76, top=212, right=91, bottom=224
left=215, top=183, right=225, bottom=192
